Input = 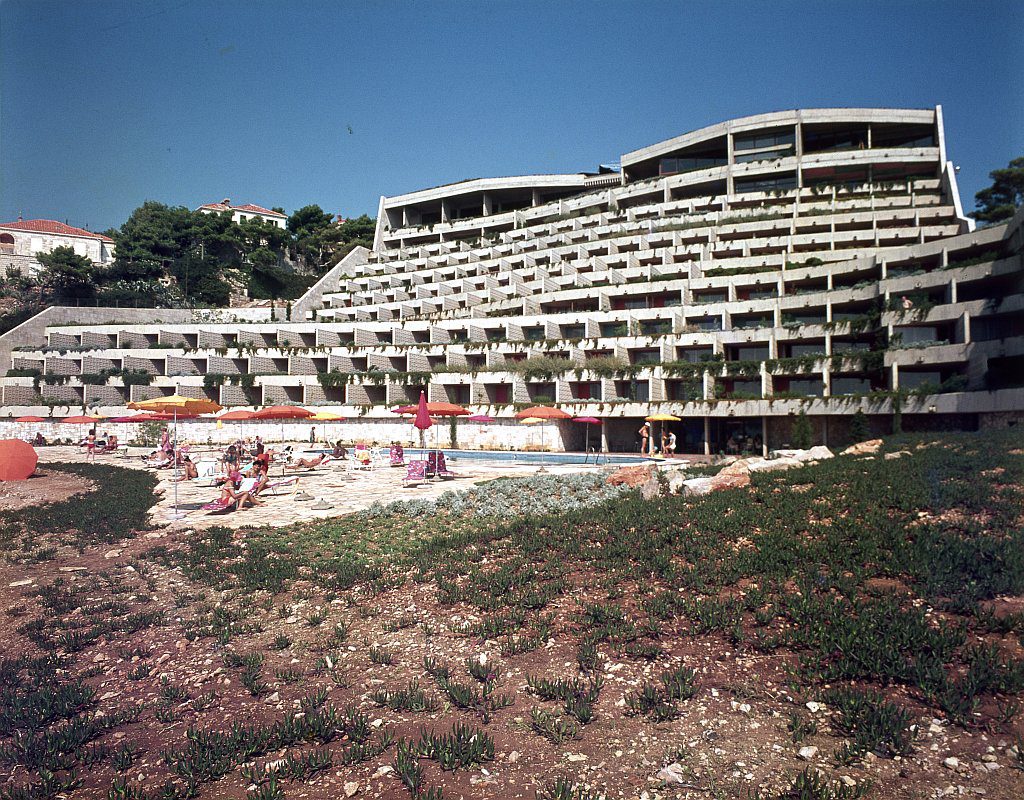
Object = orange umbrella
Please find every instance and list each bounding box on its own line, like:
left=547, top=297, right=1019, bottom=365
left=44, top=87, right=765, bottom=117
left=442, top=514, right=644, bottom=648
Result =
left=218, top=410, right=256, bottom=420
left=514, top=406, right=571, bottom=420
left=252, top=405, right=313, bottom=419
left=61, top=415, right=103, bottom=424
left=0, top=439, right=38, bottom=481
left=14, top=416, right=47, bottom=422
left=394, top=401, right=470, bottom=417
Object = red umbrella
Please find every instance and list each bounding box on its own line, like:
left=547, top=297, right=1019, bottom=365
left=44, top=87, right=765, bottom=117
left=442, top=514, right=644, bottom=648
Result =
left=394, top=401, right=470, bottom=417
left=467, top=414, right=495, bottom=422
left=14, top=416, right=47, bottom=422
left=252, top=405, right=313, bottom=444
left=411, top=391, right=433, bottom=449
left=61, top=415, right=103, bottom=424
left=0, top=439, right=37, bottom=481
left=252, top=405, right=313, bottom=420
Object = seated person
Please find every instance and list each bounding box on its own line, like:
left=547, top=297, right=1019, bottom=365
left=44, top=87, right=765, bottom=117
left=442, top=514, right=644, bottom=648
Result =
left=217, top=471, right=260, bottom=511
left=31, top=433, right=46, bottom=447
left=331, top=441, right=348, bottom=459
left=285, top=453, right=327, bottom=470
left=180, top=455, right=199, bottom=480
left=222, top=445, right=240, bottom=475
left=105, top=434, right=119, bottom=451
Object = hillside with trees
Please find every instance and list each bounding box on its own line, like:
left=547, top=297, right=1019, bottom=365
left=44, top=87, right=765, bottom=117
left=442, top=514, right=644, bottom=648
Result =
left=0, top=203, right=374, bottom=333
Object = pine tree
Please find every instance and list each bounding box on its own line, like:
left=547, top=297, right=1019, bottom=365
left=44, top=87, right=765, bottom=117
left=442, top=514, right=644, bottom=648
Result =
left=850, top=410, right=869, bottom=442
left=791, top=410, right=813, bottom=449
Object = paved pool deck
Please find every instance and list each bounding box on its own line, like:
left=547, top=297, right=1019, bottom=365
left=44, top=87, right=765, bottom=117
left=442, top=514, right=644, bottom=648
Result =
left=35, top=444, right=641, bottom=530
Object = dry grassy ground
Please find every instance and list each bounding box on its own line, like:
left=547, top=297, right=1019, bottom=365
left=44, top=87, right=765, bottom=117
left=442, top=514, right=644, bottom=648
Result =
left=1, top=432, right=1022, bottom=800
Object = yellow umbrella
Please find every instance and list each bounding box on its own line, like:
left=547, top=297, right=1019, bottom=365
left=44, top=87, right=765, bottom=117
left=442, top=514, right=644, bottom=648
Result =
left=128, top=395, right=223, bottom=519
left=644, top=413, right=680, bottom=457
left=310, top=410, right=346, bottom=421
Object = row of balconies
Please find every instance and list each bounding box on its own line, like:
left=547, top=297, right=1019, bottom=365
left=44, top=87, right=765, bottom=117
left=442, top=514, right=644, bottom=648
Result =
left=336, top=206, right=957, bottom=300
left=316, top=227, right=966, bottom=323
left=365, top=200, right=954, bottom=284
left=6, top=353, right=985, bottom=411
left=378, top=163, right=945, bottom=248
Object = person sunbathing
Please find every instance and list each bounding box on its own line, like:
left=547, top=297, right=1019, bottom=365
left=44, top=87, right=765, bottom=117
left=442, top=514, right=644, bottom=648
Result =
left=218, top=471, right=261, bottom=510
left=285, top=454, right=327, bottom=470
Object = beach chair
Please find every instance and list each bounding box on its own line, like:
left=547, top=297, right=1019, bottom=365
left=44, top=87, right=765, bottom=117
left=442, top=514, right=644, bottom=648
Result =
left=201, top=498, right=233, bottom=514
left=403, top=459, right=427, bottom=487
left=389, top=444, right=405, bottom=467
left=435, top=451, right=455, bottom=480
left=354, top=448, right=373, bottom=471
left=259, top=476, right=300, bottom=496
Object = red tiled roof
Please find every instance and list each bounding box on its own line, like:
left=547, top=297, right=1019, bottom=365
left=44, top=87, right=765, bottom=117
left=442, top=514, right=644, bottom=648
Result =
left=0, top=219, right=114, bottom=242
left=233, top=203, right=286, bottom=216
left=197, top=202, right=285, bottom=217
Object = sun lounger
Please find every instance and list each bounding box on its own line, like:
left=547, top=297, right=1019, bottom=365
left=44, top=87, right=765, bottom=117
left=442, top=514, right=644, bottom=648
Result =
left=201, top=499, right=233, bottom=514
left=403, top=459, right=427, bottom=487
left=426, top=451, right=455, bottom=480
left=389, top=444, right=405, bottom=467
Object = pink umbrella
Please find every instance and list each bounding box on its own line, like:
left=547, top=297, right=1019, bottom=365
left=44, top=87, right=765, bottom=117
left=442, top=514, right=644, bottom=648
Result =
left=467, top=414, right=495, bottom=423
left=573, top=417, right=603, bottom=462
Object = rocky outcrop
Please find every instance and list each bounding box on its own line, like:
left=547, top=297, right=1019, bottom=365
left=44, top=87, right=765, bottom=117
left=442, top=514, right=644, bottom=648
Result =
left=772, top=445, right=834, bottom=462
left=842, top=439, right=883, bottom=456
left=607, top=465, right=655, bottom=488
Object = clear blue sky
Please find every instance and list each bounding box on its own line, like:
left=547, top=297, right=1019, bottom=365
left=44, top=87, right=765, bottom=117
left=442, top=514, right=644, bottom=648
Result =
left=2, top=0, right=1022, bottom=233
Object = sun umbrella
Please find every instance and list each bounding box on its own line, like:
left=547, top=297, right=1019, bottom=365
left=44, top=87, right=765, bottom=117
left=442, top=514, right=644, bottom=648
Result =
left=467, top=414, right=495, bottom=423
left=0, top=439, right=37, bottom=481
left=215, top=409, right=256, bottom=444
left=310, top=410, right=346, bottom=421
left=514, top=406, right=571, bottom=420
left=252, top=405, right=314, bottom=444
left=394, top=401, right=470, bottom=417
left=128, top=395, right=223, bottom=519
left=644, top=414, right=681, bottom=457
left=573, top=416, right=603, bottom=462
left=14, top=416, right=46, bottom=422
left=412, top=391, right=433, bottom=451
left=61, top=415, right=103, bottom=424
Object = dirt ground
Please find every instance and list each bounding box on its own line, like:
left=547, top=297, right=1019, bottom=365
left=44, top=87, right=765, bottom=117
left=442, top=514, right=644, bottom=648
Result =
left=0, top=466, right=1022, bottom=799
left=0, top=467, right=94, bottom=512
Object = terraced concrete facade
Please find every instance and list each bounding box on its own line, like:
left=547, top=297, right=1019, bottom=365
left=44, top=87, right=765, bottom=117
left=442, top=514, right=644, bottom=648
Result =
left=3, top=107, right=1023, bottom=453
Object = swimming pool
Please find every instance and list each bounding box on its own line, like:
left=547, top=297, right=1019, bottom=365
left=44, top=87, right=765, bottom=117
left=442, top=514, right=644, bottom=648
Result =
left=305, top=447, right=652, bottom=466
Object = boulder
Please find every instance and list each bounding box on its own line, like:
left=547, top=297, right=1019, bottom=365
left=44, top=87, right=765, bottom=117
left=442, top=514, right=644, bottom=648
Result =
left=747, top=456, right=803, bottom=473
left=681, top=477, right=715, bottom=496
left=884, top=450, right=911, bottom=460
left=719, top=457, right=765, bottom=476
left=607, top=465, right=655, bottom=488
left=842, top=438, right=882, bottom=456
left=772, top=446, right=834, bottom=462
left=709, top=472, right=751, bottom=492
left=640, top=476, right=662, bottom=500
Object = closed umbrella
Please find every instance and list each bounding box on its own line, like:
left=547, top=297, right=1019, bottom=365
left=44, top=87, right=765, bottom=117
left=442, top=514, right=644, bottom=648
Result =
left=128, top=395, right=223, bottom=519
left=573, top=416, right=603, bottom=463
left=412, top=391, right=433, bottom=451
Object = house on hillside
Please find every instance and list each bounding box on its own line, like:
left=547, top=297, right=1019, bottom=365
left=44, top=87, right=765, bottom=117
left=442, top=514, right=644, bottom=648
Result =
left=196, top=199, right=287, bottom=229
left=0, top=218, right=115, bottom=277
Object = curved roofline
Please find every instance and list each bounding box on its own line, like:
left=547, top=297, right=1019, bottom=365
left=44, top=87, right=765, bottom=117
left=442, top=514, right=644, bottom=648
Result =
left=621, top=107, right=937, bottom=167
left=382, top=173, right=590, bottom=207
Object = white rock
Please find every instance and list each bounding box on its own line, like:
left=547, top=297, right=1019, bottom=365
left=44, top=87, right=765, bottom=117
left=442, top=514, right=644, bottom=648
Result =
left=565, top=753, right=587, bottom=762
left=798, top=746, right=818, bottom=760
left=344, top=781, right=359, bottom=797
left=104, top=549, right=122, bottom=559
left=943, top=757, right=959, bottom=769
left=657, top=762, right=688, bottom=785
left=805, top=701, right=822, bottom=713
left=373, top=765, right=393, bottom=777
left=840, top=776, right=856, bottom=787
left=8, top=579, right=33, bottom=587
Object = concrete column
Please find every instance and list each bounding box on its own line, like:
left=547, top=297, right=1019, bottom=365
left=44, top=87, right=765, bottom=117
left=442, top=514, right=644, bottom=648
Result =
left=482, top=193, right=493, bottom=217
left=761, top=416, right=768, bottom=457
left=703, top=416, right=710, bottom=456
left=532, top=189, right=542, bottom=207
left=441, top=200, right=450, bottom=223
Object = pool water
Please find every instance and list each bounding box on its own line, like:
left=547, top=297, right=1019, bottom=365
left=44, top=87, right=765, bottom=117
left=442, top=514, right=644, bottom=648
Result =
left=306, top=447, right=651, bottom=466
